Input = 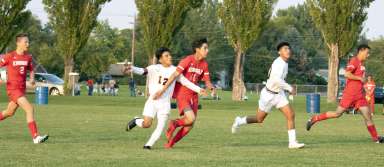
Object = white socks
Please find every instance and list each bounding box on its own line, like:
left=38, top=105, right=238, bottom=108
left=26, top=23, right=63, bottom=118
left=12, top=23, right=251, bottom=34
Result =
left=288, top=129, right=297, bottom=144
left=145, top=115, right=168, bottom=147
left=135, top=118, right=144, bottom=128
left=239, top=117, right=247, bottom=125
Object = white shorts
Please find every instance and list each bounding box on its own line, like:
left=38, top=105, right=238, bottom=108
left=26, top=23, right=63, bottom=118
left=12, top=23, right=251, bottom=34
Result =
left=142, top=99, right=171, bottom=118
left=258, top=88, right=289, bottom=113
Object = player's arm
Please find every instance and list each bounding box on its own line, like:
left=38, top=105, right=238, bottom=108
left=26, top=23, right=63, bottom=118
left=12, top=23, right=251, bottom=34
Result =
left=269, top=63, right=293, bottom=93
left=28, top=57, right=35, bottom=86
left=344, top=71, right=364, bottom=82
left=202, top=65, right=216, bottom=96
left=153, top=71, right=181, bottom=100
left=176, top=74, right=207, bottom=96
left=153, top=58, right=190, bottom=99
left=0, top=54, right=9, bottom=67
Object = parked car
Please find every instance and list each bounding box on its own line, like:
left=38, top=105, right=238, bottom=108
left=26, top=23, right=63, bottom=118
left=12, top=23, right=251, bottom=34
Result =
left=26, top=73, right=64, bottom=96
left=374, top=87, right=384, bottom=104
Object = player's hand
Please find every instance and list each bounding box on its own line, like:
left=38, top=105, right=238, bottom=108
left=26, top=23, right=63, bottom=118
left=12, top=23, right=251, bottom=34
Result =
left=199, top=89, right=208, bottom=96
left=30, top=79, right=36, bottom=86
left=153, top=90, right=164, bottom=100
left=290, top=88, right=296, bottom=95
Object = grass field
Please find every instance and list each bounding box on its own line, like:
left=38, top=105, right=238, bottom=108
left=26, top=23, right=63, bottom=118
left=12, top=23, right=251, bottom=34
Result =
left=1, top=85, right=384, bottom=167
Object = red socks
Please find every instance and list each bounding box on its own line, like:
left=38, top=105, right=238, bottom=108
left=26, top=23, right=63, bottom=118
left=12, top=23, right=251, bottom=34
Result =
left=0, top=113, right=4, bottom=121
left=311, top=113, right=328, bottom=123
left=367, top=125, right=379, bottom=141
left=168, top=127, right=191, bottom=146
left=175, top=119, right=186, bottom=127
left=28, top=121, right=38, bottom=139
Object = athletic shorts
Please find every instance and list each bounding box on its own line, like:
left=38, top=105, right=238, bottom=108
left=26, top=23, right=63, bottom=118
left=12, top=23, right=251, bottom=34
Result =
left=7, top=89, right=25, bottom=103
left=258, top=88, right=289, bottom=113
left=176, top=94, right=198, bottom=116
left=339, top=93, right=368, bottom=109
left=142, top=99, right=171, bottom=118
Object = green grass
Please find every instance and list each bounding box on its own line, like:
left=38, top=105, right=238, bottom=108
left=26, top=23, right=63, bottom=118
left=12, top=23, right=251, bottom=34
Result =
left=1, top=85, right=384, bottom=167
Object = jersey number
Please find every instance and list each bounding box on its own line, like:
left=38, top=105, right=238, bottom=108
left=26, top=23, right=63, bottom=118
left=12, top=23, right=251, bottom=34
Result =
left=158, top=76, right=168, bottom=85
left=20, top=66, right=25, bottom=74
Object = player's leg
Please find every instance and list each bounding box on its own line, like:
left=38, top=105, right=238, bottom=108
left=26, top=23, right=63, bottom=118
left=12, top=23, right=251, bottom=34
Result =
left=306, top=106, right=346, bottom=131
left=17, top=96, right=49, bottom=143
left=358, top=104, right=384, bottom=143
left=231, top=108, right=268, bottom=133
left=279, top=104, right=304, bottom=148
left=0, top=101, right=19, bottom=121
left=126, top=100, right=155, bottom=131
left=143, top=113, right=168, bottom=149
left=370, top=99, right=375, bottom=115
left=232, top=89, right=272, bottom=133
left=165, top=125, right=193, bottom=148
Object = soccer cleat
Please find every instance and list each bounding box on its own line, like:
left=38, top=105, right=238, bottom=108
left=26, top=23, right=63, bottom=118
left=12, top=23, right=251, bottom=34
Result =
left=288, top=141, right=305, bottom=149
left=376, top=136, right=384, bottom=143
left=164, top=142, right=173, bottom=149
left=126, top=117, right=139, bottom=131
left=166, top=120, right=177, bottom=142
left=143, top=145, right=151, bottom=150
left=33, top=135, right=49, bottom=144
left=306, top=119, right=314, bottom=131
left=231, top=117, right=241, bottom=134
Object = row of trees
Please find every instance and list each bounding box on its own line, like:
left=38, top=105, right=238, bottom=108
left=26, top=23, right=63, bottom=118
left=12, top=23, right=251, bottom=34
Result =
left=0, top=0, right=378, bottom=102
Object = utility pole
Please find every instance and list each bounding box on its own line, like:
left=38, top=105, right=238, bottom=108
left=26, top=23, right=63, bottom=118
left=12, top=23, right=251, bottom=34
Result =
left=130, top=14, right=136, bottom=79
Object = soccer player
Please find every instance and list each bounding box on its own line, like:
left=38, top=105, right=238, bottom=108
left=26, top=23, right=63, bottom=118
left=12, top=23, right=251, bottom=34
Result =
left=0, top=33, right=49, bottom=144
left=125, top=47, right=206, bottom=150
left=306, top=44, right=384, bottom=143
left=231, top=42, right=305, bottom=149
left=153, top=38, right=215, bottom=149
left=364, top=75, right=376, bottom=115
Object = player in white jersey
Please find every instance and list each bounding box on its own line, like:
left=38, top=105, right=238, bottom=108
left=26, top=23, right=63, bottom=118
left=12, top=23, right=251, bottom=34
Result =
left=124, top=47, right=206, bottom=150
left=231, top=42, right=305, bottom=149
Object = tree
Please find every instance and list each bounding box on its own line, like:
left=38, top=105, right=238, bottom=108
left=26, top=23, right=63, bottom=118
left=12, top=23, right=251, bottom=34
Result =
left=366, top=38, right=384, bottom=86
left=135, top=0, right=203, bottom=65
left=218, top=0, right=276, bottom=101
left=307, top=0, right=373, bottom=102
left=43, top=0, right=111, bottom=94
left=0, top=0, right=31, bottom=53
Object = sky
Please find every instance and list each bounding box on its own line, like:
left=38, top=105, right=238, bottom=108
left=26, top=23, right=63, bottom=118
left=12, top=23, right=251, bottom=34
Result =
left=27, top=0, right=384, bottom=40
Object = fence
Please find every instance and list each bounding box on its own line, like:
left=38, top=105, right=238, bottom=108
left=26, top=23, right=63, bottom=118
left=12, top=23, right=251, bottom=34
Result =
left=245, top=83, right=328, bottom=96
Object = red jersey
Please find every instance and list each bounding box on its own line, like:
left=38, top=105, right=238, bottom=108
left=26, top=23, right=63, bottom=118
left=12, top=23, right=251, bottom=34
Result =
left=87, top=79, right=94, bottom=86
left=364, top=81, right=375, bottom=97
left=0, top=51, right=33, bottom=90
left=173, top=55, right=211, bottom=97
left=343, top=57, right=365, bottom=96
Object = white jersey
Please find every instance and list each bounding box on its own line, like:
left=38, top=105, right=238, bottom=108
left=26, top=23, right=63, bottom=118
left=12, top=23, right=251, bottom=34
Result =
left=132, top=64, right=201, bottom=102
left=265, top=56, right=293, bottom=93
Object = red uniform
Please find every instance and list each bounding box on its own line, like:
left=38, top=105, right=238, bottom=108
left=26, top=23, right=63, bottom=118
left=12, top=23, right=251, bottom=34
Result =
left=339, top=57, right=368, bottom=109
left=364, top=81, right=376, bottom=113
left=0, top=51, right=33, bottom=103
left=173, top=55, right=211, bottom=116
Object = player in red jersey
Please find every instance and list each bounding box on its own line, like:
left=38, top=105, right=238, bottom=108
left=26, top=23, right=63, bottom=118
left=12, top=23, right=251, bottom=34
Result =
left=364, top=75, right=376, bottom=115
left=306, top=44, right=384, bottom=143
left=153, top=38, right=215, bottom=148
left=0, top=33, right=48, bottom=144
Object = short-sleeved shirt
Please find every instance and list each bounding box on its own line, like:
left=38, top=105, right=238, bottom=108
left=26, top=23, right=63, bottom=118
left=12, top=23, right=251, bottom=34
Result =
left=343, top=57, right=365, bottom=96
left=0, top=51, right=33, bottom=90
left=173, top=55, right=210, bottom=97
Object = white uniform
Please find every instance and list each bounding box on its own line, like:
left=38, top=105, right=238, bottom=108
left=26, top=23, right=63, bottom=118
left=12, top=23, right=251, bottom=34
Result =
left=132, top=64, right=201, bottom=118
left=259, top=57, right=293, bottom=112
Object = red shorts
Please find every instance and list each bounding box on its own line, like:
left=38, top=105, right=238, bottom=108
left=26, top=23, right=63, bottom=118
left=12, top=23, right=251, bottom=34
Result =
left=339, top=93, right=368, bottom=109
left=176, top=94, right=199, bottom=116
left=7, top=89, right=25, bottom=103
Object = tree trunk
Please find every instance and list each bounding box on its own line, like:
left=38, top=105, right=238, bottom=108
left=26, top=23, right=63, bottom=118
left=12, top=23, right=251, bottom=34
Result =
left=63, top=57, right=74, bottom=95
left=327, top=43, right=339, bottom=103
left=232, top=50, right=246, bottom=101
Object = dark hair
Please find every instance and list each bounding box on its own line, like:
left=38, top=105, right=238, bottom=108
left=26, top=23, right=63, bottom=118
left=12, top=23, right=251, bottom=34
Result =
left=192, top=38, right=208, bottom=53
left=155, top=47, right=171, bottom=60
left=277, top=42, right=290, bottom=51
left=16, top=33, right=28, bottom=41
left=357, top=44, right=370, bottom=52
